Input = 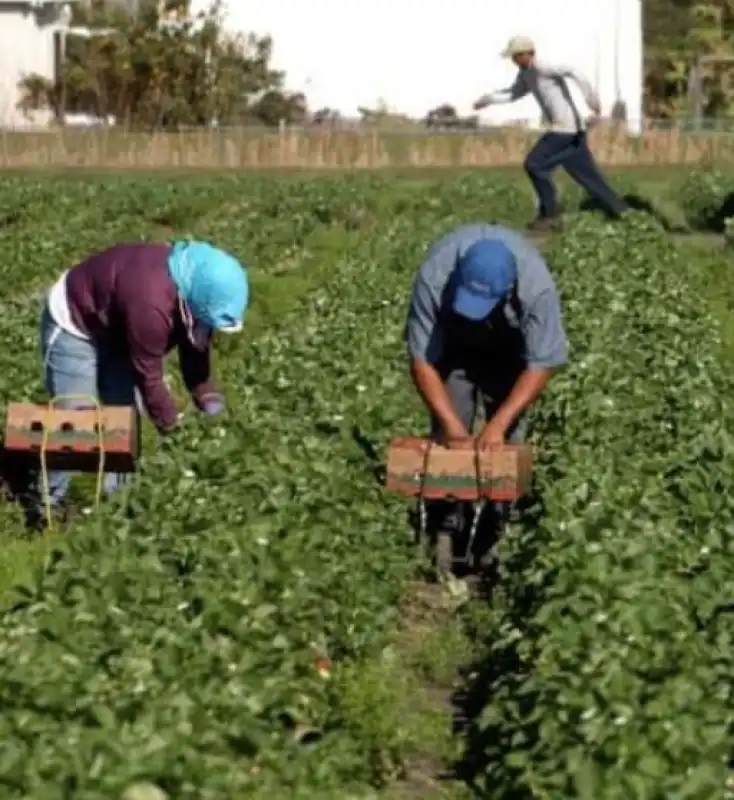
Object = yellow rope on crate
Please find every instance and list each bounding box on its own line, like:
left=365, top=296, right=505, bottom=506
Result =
left=39, top=395, right=106, bottom=531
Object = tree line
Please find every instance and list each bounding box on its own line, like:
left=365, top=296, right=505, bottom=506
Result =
left=18, top=0, right=734, bottom=129
left=19, top=0, right=309, bottom=128
left=644, top=0, right=734, bottom=119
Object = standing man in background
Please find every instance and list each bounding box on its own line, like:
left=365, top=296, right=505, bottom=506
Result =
left=474, top=35, right=629, bottom=232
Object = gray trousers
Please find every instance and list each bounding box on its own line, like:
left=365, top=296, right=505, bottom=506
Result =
left=425, top=363, right=526, bottom=534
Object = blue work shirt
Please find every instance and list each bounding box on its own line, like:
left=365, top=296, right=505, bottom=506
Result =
left=405, top=224, right=568, bottom=370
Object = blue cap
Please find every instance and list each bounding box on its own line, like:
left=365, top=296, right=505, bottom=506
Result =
left=452, top=239, right=517, bottom=320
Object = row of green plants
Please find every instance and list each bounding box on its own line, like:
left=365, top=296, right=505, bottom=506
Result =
left=2, top=171, right=729, bottom=796
left=465, top=213, right=734, bottom=797
left=0, top=174, right=528, bottom=796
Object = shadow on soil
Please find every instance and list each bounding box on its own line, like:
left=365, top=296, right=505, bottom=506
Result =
left=353, top=416, right=556, bottom=796
left=579, top=191, right=684, bottom=232
left=694, top=191, right=734, bottom=233
left=447, top=489, right=550, bottom=797
left=351, top=425, right=386, bottom=485
left=391, top=481, right=550, bottom=797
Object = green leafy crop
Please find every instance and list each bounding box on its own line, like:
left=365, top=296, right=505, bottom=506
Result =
left=464, top=212, right=734, bottom=799
left=0, top=173, right=525, bottom=797
left=0, top=173, right=730, bottom=798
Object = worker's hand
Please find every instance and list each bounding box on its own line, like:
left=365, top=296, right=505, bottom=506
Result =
left=473, top=94, right=492, bottom=111
left=477, top=417, right=507, bottom=449
left=440, top=420, right=471, bottom=449
left=158, top=414, right=185, bottom=443
left=197, top=392, right=226, bottom=416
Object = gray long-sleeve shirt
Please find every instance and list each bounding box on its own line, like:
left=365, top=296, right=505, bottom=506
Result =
left=405, top=224, right=568, bottom=371
left=485, top=61, right=599, bottom=133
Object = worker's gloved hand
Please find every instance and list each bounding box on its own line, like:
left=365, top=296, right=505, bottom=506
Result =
left=157, top=412, right=184, bottom=437
left=197, top=392, right=226, bottom=416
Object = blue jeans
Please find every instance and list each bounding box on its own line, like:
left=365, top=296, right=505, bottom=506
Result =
left=524, top=132, right=628, bottom=218
left=38, top=305, right=135, bottom=510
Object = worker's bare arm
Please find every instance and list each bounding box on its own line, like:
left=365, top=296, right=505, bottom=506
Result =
left=479, top=284, right=568, bottom=444
left=479, top=366, right=551, bottom=446
left=405, top=238, right=476, bottom=445
left=410, top=358, right=469, bottom=443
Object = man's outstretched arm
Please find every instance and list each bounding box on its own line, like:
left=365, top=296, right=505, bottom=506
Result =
left=474, top=76, right=528, bottom=109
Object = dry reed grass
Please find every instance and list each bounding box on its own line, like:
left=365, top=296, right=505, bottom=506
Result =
left=1, top=122, right=733, bottom=169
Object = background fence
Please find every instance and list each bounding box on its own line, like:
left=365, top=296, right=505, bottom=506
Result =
left=3, top=118, right=734, bottom=169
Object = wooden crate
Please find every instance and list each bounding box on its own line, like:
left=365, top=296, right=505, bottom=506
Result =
left=3, top=403, right=140, bottom=473
left=385, top=436, right=532, bottom=502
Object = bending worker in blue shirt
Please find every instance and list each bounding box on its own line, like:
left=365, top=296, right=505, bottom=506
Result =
left=404, top=224, right=569, bottom=559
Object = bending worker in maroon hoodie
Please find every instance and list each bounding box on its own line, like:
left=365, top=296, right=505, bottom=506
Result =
left=33, top=240, right=249, bottom=526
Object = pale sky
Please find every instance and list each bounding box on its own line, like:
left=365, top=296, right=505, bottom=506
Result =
left=193, top=0, right=642, bottom=125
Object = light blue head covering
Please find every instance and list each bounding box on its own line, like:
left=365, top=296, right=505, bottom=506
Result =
left=167, top=241, right=249, bottom=332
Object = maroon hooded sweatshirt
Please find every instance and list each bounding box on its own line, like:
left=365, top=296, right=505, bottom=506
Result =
left=64, top=243, right=219, bottom=431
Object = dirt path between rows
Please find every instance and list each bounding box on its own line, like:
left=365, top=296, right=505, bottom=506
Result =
left=379, top=572, right=500, bottom=800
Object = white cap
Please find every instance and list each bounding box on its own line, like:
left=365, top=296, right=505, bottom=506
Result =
left=501, top=35, right=536, bottom=58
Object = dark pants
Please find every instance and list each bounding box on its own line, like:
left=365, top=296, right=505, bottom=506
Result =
left=426, top=363, right=526, bottom=535
left=524, top=132, right=628, bottom=219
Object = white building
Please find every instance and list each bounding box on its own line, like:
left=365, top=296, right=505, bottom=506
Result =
left=206, top=0, right=643, bottom=134
left=0, top=0, right=75, bottom=128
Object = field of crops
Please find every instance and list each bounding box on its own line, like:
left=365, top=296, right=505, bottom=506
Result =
left=0, top=171, right=732, bottom=798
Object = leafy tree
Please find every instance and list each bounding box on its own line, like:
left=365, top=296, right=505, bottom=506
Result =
left=17, top=0, right=308, bottom=128
left=424, top=104, right=478, bottom=129
left=311, top=107, right=341, bottom=125
left=642, top=0, right=734, bottom=119
left=424, top=103, right=479, bottom=130
left=425, top=104, right=458, bottom=127
left=356, top=100, right=417, bottom=129
left=252, top=90, right=307, bottom=127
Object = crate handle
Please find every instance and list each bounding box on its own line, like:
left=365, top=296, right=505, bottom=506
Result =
left=39, top=395, right=106, bottom=532
left=417, top=439, right=487, bottom=568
